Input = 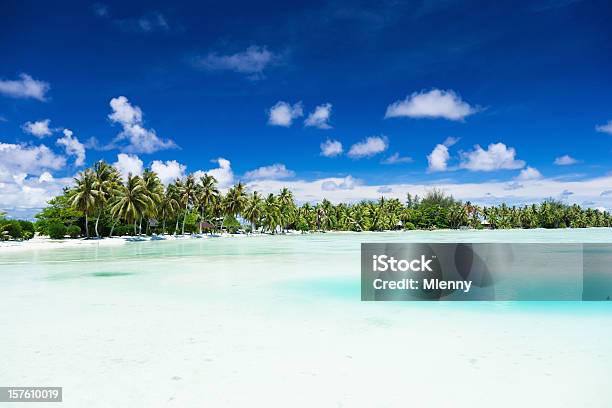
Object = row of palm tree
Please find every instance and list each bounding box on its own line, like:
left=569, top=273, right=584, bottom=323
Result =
left=58, top=161, right=611, bottom=238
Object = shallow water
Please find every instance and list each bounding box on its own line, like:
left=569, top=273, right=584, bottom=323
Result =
left=1, top=229, right=611, bottom=407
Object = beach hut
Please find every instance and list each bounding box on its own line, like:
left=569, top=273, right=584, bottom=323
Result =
left=199, top=221, right=215, bottom=232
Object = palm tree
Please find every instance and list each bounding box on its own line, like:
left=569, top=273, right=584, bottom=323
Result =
left=223, top=182, right=248, bottom=219
left=263, top=193, right=281, bottom=233
left=278, top=187, right=296, bottom=233
left=178, top=174, right=198, bottom=235
left=159, top=187, right=180, bottom=234
left=92, top=160, right=120, bottom=238
left=243, top=191, right=263, bottom=233
left=110, top=174, right=153, bottom=235
left=69, top=169, right=100, bottom=238
left=142, top=169, right=164, bottom=234
left=197, top=174, right=219, bottom=233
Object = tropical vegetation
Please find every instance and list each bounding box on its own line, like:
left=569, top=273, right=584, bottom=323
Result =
left=0, top=211, right=35, bottom=241
left=4, top=161, right=610, bottom=240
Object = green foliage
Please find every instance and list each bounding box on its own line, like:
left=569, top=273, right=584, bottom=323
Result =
left=28, top=162, right=612, bottom=238
left=35, top=194, right=83, bottom=235
left=18, top=220, right=35, bottom=239
left=3, top=221, right=22, bottom=239
left=66, top=225, right=81, bottom=238
left=222, top=215, right=241, bottom=233
left=48, top=222, right=67, bottom=239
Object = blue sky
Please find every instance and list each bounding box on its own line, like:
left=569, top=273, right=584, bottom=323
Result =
left=1, top=0, right=612, bottom=217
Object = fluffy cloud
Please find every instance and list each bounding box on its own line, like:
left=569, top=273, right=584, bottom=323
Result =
left=195, top=46, right=278, bottom=79
left=22, top=119, right=53, bottom=137
left=382, top=152, right=413, bottom=164
left=0, top=73, right=50, bottom=101
left=0, top=173, right=73, bottom=217
left=385, top=89, right=479, bottom=121
left=304, top=103, right=332, bottom=129
left=320, top=139, right=343, bottom=157
left=244, top=163, right=295, bottom=180
left=201, top=158, right=234, bottom=189
left=517, top=166, right=542, bottom=180
left=321, top=176, right=360, bottom=191
left=267, top=101, right=303, bottom=127
left=554, top=155, right=579, bottom=165
left=347, top=136, right=388, bottom=158
left=56, top=129, right=86, bottom=166
left=246, top=174, right=612, bottom=213
left=38, top=171, right=54, bottom=183
left=151, top=160, right=186, bottom=185
left=0, top=143, right=69, bottom=216
left=427, top=144, right=450, bottom=172
left=0, top=142, right=65, bottom=178
left=113, top=153, right=143, bottom=180
left=459, top=143, right=525, bottom=171
left=595, top=120, right=612, bottom=135
left=108, top=96, right=176, bottom=153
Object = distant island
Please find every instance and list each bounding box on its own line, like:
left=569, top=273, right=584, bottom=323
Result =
left=1, top=160, right=611, bottom=241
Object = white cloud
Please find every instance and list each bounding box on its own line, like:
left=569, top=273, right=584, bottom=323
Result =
left=0, top=73, right=50, bottom=101
left=245, top=174, right=612, bottom=213
left=0, top=142, right=65, bottom=179
left=0, top=173, right=73, bottom=217
left=0, top=143, right=69, bottom=216
left=382, top=152, right=413, bottom=164
left=195, top=46, right=278, bottom=79
left=108, top=96, right=176, bottom=153
left=304, top=103, right=332, bottom=129
left=151, top=160, right=186, bottom=185
left=202, top=157, right=234, bottom=189
left=244, top=163, right=294, bottom=180
left=13, top=173, right=27, bottom=185
left=517, top=166, right=542, bottom=180
left=320, top=139, right=343, bottom=157
left=459, top=143, right=525, bottom=172
left=321, top=176, right=360, bottom=191
left=56, top=129, right=86, bottom=166
left=595, top=120, right=612, bottom=135
left=267, top=101, right=303, bottom=127
left=113, top=153, right=143, bottom=180
left=38, top=171, right=54, bottom=183
left=347, top=136, right=388, bottom=158
left=385, top=89, right=479, bottom=121
left=427, top=144, right=450, bottom=172
left=554, top=155, right=579, bottom=165
left=22, top=119, right=53, bottom=138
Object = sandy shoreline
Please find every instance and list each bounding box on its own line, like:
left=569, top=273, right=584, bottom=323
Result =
left=0, top=231, right=307, bottom=252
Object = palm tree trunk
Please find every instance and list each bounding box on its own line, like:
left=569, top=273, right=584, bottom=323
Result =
left=162, top=210, right=166, bottom=235
left=109, top=219, right=117, bottom=237
left=174, top=218, right=179, bottom=235
left=95, top=210, right=101, bottom=238
left=139, top=217, right=143, bottom=236
left=181, top=209, right=187, bottom=235
left=85, top=213, right=89, bottom=239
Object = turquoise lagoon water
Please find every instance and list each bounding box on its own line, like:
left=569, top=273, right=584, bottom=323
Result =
left=1, top=229, right=611, bottom=407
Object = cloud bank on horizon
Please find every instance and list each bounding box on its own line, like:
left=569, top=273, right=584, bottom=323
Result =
left=1, top=1, right=612, bottom=217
